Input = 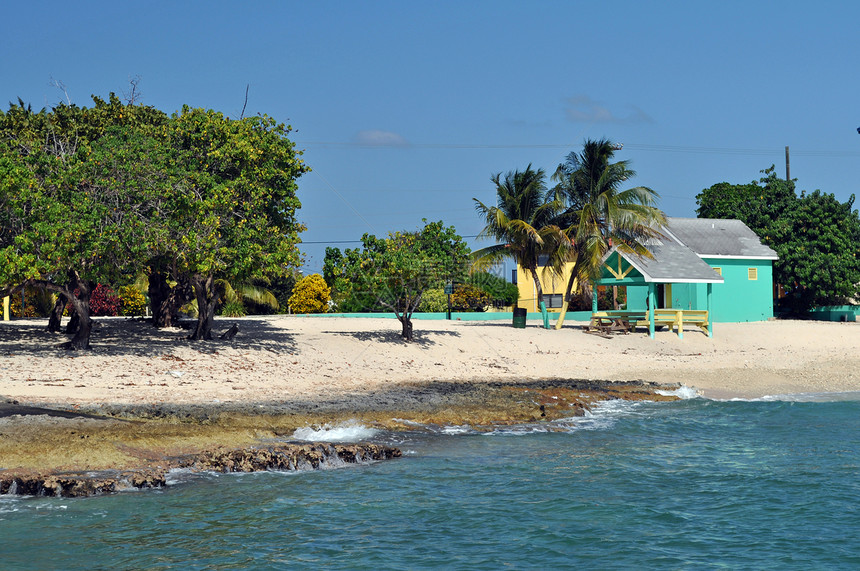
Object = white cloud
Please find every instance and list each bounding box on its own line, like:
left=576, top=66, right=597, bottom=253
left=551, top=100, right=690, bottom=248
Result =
left=564, top=95, right=654, bottom=124
left=355, top=129, right=409, bottom=147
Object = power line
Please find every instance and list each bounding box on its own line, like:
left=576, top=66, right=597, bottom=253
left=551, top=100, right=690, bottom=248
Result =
left=297, top=140, right=860, bottom=157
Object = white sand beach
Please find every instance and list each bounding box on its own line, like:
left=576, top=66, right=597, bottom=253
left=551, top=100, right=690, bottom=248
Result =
left=1, top=315, right=858, bottom=405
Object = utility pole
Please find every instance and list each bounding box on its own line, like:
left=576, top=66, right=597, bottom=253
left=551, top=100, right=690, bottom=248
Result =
left=785, top=146, right=790, bottom=182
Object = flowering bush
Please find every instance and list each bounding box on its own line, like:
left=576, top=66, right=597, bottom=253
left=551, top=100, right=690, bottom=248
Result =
left=9, top=287, right=53, bottom=317
left=9, top=291, right=41, bottom=317
left=118, top=285, right=147, bottom=317
left=288, top=274, right=331, bottom=314
left=450, top=284, right=490, bottom=312
left=90, top=284, right=121, bottom=316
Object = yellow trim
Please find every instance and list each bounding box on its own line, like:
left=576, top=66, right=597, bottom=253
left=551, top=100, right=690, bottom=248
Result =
left=604, top=255, right=634, bottom=280
left=2, top=296, right=8, bottom=321
left=713, top=267, right=722, bottom=276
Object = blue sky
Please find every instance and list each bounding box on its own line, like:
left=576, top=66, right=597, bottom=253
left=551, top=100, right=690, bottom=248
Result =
left=4, top=1, right=859, bottom=275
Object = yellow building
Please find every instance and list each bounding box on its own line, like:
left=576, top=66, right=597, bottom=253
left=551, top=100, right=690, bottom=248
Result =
left=515, top=258, right=573, bottom=313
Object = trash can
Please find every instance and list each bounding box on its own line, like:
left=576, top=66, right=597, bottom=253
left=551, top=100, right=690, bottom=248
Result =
left=512, top=307, right=527, bottom=329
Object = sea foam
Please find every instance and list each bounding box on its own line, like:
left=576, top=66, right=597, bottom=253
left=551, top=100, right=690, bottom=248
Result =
left=655, top=384, right=701, bottom=399
left=291, top=420, right=379, bottom=442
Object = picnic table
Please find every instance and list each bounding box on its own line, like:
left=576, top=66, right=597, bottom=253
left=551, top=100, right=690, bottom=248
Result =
left=587, top=311, right=648, bottom=336
left=588, top=309, right=712, bottom=338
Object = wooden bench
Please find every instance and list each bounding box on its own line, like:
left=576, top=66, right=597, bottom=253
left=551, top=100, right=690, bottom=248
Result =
left=652, top=309, right=712, bottom=339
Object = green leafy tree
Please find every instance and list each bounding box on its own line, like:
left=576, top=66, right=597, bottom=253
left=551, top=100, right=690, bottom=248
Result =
left=473, top=165, right=564, bottom=308
left=158, top=107, right=309, bottom=339
left=697, top=167, right=860, bottom=313
left=467, top=271, right=519, bottom=306
left=0, top=93, right=308, bottom=347
left=0, top=96, right=172, bottom=348
left=781, top=191, right=860, bottom=311
left=550, top=139, right=666, bottom=326
left=329, top=220, right=470, bottom=341
left=696, top=166, right=796, bottom=246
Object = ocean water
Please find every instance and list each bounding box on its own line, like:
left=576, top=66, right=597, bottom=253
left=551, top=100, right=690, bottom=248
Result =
left=2, top=391, right=860, bottom=570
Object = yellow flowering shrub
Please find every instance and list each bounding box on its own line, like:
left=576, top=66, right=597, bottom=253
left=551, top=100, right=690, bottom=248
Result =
left=118, top=286, right=147, bottom=317
left=288, top=274, right=331, bottom=314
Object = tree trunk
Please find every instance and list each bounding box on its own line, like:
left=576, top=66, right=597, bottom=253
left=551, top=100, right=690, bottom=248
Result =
left=189, top=274, right=218, bottom=341
left=149, top=270, right=192, bottom=328
left=65, top=277, right=93, bottom=350
left=148, top=268, right=171, bottom=327
left=47, top=293, right=67, bottom=332
left=65, top=310, right=80, bottom=334
left=399, top=315, right=413, bottom=341
left=532, top=271, right=543, bottom=311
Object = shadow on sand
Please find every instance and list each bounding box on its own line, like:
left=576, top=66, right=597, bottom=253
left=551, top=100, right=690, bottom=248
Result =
left=0, top=316, right=298, bottom=357
left=324, top=327, right=460, bottom=347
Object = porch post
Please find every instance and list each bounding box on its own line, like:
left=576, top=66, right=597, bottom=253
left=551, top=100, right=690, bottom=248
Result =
left=592, top=284, right=598, bottom=313
left=706, top=282, right=713, bottom=337
left=648, top=283, right=656, bottom=339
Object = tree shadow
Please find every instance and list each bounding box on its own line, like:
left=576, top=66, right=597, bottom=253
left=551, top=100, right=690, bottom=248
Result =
left=455, top=320, right=570, bottom=330
left=0, top=316, right=298, bottom=357
left=324, top=328, right=460, bottom=347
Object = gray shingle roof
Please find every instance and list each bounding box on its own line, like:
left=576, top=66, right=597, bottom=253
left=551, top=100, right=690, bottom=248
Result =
left=665, top=217, right=778, bottom=259
left=613, top=238, right=724, bottom=284
left=627, top=240, right=724, bottom=283
left=602, top=217, right=776, bottom=284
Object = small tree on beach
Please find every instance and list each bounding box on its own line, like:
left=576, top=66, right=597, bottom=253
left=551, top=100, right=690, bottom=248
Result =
left=327, top=220, right=470, bottom=341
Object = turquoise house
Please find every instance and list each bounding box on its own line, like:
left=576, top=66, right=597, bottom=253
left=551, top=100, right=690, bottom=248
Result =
left=610, top=217, right=778, bottom=323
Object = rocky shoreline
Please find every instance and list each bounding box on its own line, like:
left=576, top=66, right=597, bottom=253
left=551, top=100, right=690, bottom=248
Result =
left=0, top=442, right=402, bottom=498
left=0, top=378, right=681, bottom=497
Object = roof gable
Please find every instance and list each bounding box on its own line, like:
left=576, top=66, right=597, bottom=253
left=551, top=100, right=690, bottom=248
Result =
left=601, top=238, right=724, bottom=284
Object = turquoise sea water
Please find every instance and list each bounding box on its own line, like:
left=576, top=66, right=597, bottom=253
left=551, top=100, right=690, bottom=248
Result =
left=2, top=392, right=860, bottom=570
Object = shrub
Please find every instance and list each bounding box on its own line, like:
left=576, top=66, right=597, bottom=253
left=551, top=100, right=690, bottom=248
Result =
left=220, top=300, right=247, bottom=317
left=468, top=271, right=519, bottom=306
left=90, top=284, right=121, bottom=316
left=118, top=285, right=148, bottom=317
left=9, top=287, right=52, bottom=318
left=418, top=288, right=448, bottom=312
left=288, top=274, right=331, bottom=314
left=450, top=284, right=490, bottom=312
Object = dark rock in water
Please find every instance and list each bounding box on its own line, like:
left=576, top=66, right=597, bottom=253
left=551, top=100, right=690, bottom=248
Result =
left=0, top=470, right=167, bottom=498
left=0, top=443, right=400, bottom=498
left=186, top=443, right=401, bottom=473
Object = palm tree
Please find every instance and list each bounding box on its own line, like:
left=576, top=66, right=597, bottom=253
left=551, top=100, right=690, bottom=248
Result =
left=473, top=165, right=566, bottom=309
left=550, top=139, right=667, bottom=328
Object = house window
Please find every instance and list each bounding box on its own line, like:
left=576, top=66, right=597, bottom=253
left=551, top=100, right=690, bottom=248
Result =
left=713, top=267, right=722, bottom=276
left=748, top=268, right=758, bottom=281
left=543, top=294, right=563, bottom=308
left=538, top=255, right=550, bottom=266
